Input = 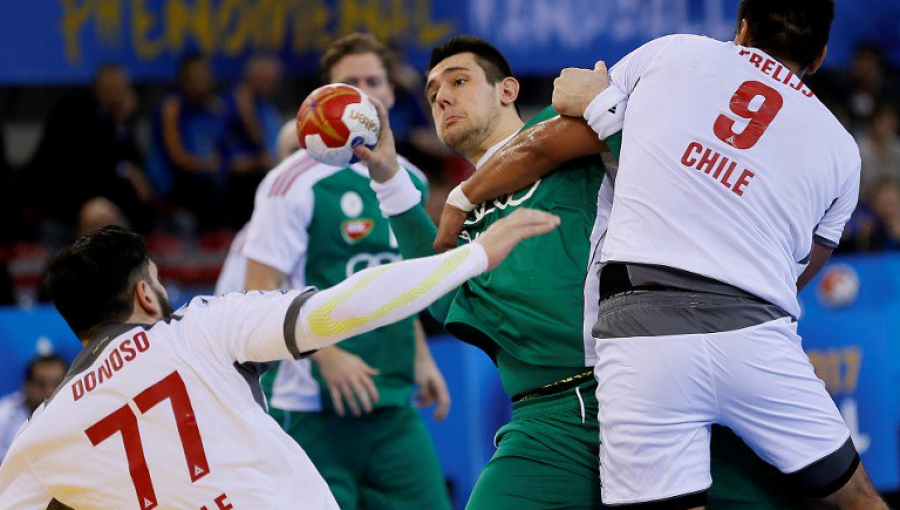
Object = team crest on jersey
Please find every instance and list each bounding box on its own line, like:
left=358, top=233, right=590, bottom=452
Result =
left=342, top=219, right=374, bottom=244
left=340, top=191, right=364, bottom=218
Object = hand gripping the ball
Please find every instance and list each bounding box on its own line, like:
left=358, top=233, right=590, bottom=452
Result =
left=352, top=97, right=402, bottom=183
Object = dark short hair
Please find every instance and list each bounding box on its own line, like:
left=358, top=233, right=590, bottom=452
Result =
left=319, top=33, right=393, bottom=83
left=428, top=35, right=515, bottom=86
left=44, top=226, right=151, bottom=338
left=25, top=355, right=68, bottom=382
left=737, top=0, right=835, bottom=69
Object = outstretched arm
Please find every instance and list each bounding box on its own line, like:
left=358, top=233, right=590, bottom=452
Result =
left=213, top=210, right=559, bottom=366
left=293, top=209, right=559, bottom=352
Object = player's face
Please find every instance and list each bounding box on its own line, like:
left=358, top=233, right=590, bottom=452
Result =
left=425, top=53, right=502, bottom=156
left=330, top=53, right=395, bottom=110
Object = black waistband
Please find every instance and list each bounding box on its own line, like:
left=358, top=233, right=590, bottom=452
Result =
left=599, top=262, right=760, bottom=301
left=512, top=370, right=595, bottom=403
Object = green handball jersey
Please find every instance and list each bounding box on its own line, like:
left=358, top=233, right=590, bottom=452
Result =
left=242, top=150, right=428, bottom=413
left=390, top=107, right=614, bottom=396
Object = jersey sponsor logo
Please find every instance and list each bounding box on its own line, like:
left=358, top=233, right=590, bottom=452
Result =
left=340, top=191, right=364, bottom=217
left=341, top=218, right=375, bottom=244
left=463, top=179, right=543, bottom=228
left=72, top=331, right=151, bottom=401
left=345, top=251, right=401, bottom=278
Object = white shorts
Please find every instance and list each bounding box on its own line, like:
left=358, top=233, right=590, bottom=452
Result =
left=594, top=315, right=851, bottom=506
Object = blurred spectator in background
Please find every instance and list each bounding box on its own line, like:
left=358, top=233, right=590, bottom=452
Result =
left=0, top=355, right=67, bottom=462
left=857, top=101, right=900, bottom=202
left=222, top=55, right=284, bottom=229
left=27, top=65, right=152, bottom=252
left=0, top=124, right=19, bottom=245
left=840, top=42, right=898, bottom=126
left=870, top=181, right=900, bottom=250
left=148, top=53, right=226, bottom=234
left=76, top=197, right=127, bottom=237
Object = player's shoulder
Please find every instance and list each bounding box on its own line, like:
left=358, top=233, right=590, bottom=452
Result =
left=646, top=33, right=719, bottom=53
left=257, top=151, right=346, bottom=202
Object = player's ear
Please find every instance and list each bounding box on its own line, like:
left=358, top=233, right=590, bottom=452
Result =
left=806, top=45, right=828, bottom=76
left=134, top=280, right=161, bottom=317
left=735, top=19, right=750, bottom=46
left=499, top=77, right=520, bottom=107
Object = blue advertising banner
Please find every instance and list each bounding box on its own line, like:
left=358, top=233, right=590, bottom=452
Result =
left=799, top=254, right=900, bottom=491
left=0, top=0, right=897, bottom=84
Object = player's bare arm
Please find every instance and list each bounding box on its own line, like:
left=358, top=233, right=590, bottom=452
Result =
left=413, top=321, right=451, bottom=421
left=244, top=259, right=286, bottom=292
left=433, top=115, right=605, bottom=251
left=797, top=244, right=834, bottom=292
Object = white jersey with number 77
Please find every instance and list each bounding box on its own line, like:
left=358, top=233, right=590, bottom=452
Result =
left=602, top=34, right=860, bottom=318
left=0, top=291, right=339, bottom=510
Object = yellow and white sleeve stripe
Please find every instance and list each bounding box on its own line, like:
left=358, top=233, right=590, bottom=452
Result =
left=292, top=244, right=487, bottom=351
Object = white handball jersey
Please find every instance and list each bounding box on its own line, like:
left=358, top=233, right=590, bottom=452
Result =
left=242, top=149, right=425, bottom=291
left=214, top=226, right=249, bottom=295
left=0, top=291, right=339, bottom=510
left=603, top=35, right=860, bottom=318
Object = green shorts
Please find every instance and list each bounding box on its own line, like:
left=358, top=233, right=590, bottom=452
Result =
left=270, top=406, right=451, bottom=510
left=464, top=380, right=802, bottom=510
left=466, top=379, right=602, bottom=510
left=709, top=426, right=805, bottom=510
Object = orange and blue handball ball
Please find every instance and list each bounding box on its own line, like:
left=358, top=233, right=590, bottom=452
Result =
left=296, top=83, right=381, bottom=167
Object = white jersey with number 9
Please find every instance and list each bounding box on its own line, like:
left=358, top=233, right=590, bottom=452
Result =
left=602, top=34, right=860, bottom=317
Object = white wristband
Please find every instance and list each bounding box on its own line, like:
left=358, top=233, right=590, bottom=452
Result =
left=447, top=183, right=476, bottom=213
left=369, top=169, right=421, bottom=217
left=583, top=84, right=628, bottom=140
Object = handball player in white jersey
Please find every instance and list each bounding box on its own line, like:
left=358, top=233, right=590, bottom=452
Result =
left=0, top=211, right=558, bottom=510
left=552, top=0, right=885, bottom=508
left=428, top=1, right=889, bottom=509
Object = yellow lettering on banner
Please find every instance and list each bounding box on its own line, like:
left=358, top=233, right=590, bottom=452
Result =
left=334, top=0, right=451, bottom=49
left=842, top=346, right=862, bottom=394
left=292, top=0, right=331, bottom=53
left=217, top=0, right=247, bottom=56
left=132, top=0, right=164, bottom=59
left=262, top=0, right=292, bottom=50
left=97, top=0, right=123, bottom=46
left=61, top=0, right=95, bottom=63
left=60, top=0, right=458, bottom=66
left=412, top=0, right=453, bottom=47
left=807, top=346, right=863, bottom=395
left=338, top=0, right=380, bottom=38
left=166, top=0, right=215, bottom=54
